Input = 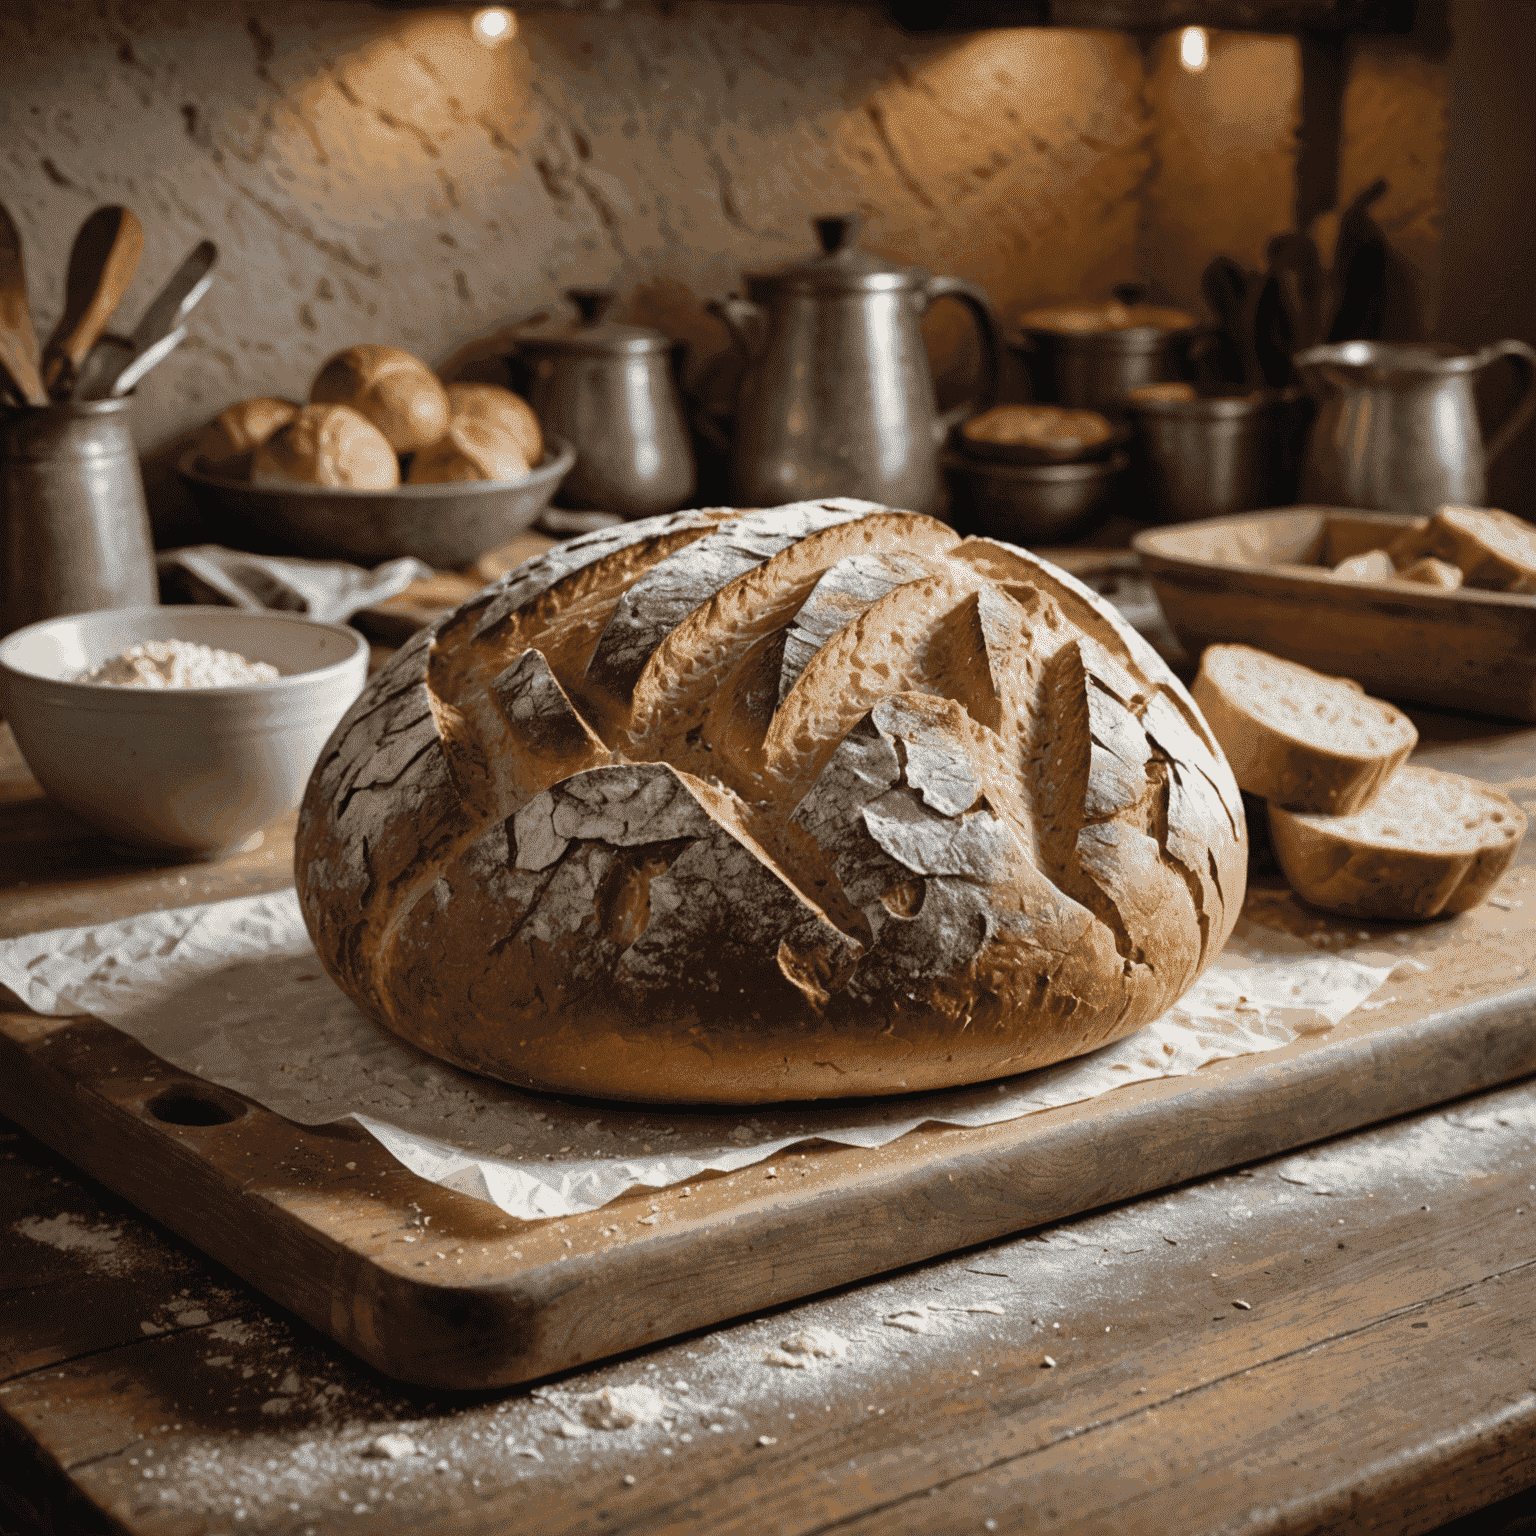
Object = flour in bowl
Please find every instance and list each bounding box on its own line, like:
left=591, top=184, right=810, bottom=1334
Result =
left=76, top=639, right=280, bottom=688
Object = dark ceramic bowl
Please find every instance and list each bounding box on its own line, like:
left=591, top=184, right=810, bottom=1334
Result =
left=177, top=437, right=576, bottom=568
left=943, top=449, right=1128, bottom=546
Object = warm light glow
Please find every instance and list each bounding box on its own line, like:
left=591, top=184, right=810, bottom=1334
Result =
left=1179, top=26, right=1209, bottom=72
left=473, top=7, right=515, bottom=45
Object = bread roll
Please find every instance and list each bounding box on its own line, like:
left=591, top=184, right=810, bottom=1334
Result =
left=1269, top=766, right=1526, bottom=920
left=407, top=415, right=531, bottom=484
left=1192, top=644, right=1416, bottom=815
left=296, top=502, right=1247, bottom=1104
left=446, top=383, right=543, bottom=465
left=311, top=345, right=450, bottom=454
left=198, top=397, right=299, bottom=477
left=251, top=403, right=400, bottom=491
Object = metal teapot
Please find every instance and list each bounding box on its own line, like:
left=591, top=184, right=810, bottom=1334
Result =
left=708, top=215, right=1000, bottom=514
left=1294, top=338, right=1536, bottom=512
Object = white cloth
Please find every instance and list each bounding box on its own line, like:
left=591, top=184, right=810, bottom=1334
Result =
left=0, top=891, right=1400, bottom=1221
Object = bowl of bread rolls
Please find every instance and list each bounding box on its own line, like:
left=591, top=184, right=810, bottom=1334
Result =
left=178, top=344, right=574, bottom=568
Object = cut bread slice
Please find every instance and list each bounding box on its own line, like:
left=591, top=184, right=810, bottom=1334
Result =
left=1387, top=504, right=1536, bottom=592
left=1191, top=644, right=1416, bottom=815
left=1269, top=765, right=1526, bottom=920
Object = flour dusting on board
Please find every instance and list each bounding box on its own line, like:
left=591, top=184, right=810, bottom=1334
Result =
left=14, top=1212, right=130, bottom=1275
left=0, top=891, right=1408, bottom=1223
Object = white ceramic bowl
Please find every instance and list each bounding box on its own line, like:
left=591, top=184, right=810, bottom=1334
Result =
left=0, top=606, right=369, bottom=860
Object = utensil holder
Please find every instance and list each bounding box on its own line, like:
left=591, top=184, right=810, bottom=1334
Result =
left=1, top=395, right=156, bottom=638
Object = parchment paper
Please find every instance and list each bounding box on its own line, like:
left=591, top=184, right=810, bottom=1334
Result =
left=0, top=891, right=1406, bottom=1221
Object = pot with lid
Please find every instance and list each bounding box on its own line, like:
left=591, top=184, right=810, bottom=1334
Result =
left=513, top=289, right=696, bottom=519
left=708, top=214, right=1001, bottom=514
left=1013, top=298, right=1201, bottom=414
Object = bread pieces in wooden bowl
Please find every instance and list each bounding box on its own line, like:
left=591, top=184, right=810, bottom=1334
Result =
left=1192, top=644, right=1417, bottom=815
left=1193, top=642, right=1526, bottom=922
left=295, top=501, right=1248, bottom=1105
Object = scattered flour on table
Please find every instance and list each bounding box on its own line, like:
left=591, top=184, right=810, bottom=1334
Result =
left=763, top=1326, right=851, bottom=1368
left=75, top=639, right=279, bottom=688
left=576, top=1386, right=672, bottom=1429
left=14, top=1212, right=130, bottom=1275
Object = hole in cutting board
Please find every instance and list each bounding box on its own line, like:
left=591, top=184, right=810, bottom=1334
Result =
left=146, top=1087, right=248, bottom=1126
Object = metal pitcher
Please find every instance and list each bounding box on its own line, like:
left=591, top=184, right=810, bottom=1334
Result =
left=1295, top=338, right=1536, bottom=512
left=709, top=214, right=1000, bottom=514
left=1, top=395, right=157, bottom=639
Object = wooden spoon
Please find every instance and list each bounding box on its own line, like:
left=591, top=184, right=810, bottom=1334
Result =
left=0, top=203, right=48, bottom=406
left=41, top=205, right=144, bottom=401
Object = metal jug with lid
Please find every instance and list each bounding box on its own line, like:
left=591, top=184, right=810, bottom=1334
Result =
left=1294, top=338, right=1536, bottom=512
left=708, top=214, right=1001, bottom=513
left=515, top=289, right=696, bottom=519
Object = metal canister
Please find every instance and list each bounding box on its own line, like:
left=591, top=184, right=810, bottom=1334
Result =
left=1126, top=389, right=1299, bottom=524
left=1, top=396, right=157, bottom=638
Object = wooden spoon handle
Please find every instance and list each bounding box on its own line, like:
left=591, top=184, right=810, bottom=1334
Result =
left=0, top=329, right=50, bottom=406
left=0, top=203, right=43, bottom=383
left=41, top=205, right=144, bottom=399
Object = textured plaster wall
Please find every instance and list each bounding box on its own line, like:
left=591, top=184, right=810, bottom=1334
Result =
left=0, top=4, right=1151, bottom=471
left=1141, top=28, right=1301, bottom=314
left=0, top=0, right=1472, bottom=530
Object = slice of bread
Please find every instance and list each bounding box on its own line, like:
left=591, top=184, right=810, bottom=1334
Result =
left=1191, top=644, right=1417, bottom=814
left=1269, top=765, right=1526, bottom=920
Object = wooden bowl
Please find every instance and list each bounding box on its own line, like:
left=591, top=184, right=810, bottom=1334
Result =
left=177, top=437, right=576, bottom=568
left=1133, top=507, right=1536, bottom=722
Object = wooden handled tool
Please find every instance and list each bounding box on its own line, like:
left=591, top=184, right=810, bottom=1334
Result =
left=0, top=203, right=49, bottom=406
left=41, top=205, right=144, bottom=401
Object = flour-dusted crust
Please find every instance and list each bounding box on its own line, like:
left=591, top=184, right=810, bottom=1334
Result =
left=1269, top=766, right=1526, bottom=921
left=297, top=502, right=1248, bottom=1103
left=1192, top=644, right=1416, bottom=815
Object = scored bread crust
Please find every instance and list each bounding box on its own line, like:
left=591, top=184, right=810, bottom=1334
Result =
left=296, top=500, right=1248, bottom=1104
left=1191, top=644, right=1416, bottom=815
left=1268, top=766, right=1526, bottom=921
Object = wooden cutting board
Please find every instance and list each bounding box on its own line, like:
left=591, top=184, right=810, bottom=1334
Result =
left=3, top=718, right=1535, bottom=1391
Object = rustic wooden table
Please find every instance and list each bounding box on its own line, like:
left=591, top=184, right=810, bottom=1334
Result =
left=4, top=696, right=1536, bottom=1536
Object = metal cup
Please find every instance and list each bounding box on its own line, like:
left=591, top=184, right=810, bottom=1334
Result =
left=1, top=395, right=157, bottom=638
left=1126, top=389, right=1300, bottom=524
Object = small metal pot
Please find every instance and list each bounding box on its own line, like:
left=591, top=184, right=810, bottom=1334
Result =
left=1, top=395, right=157, bottom=639
left=1012, top=312, right=1201, bottom=414
left=1125, top=389, right=1301, bottom=525
left=943, top=449, right=1127, bottom=546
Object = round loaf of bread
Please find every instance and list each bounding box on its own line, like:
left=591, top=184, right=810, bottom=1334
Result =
left=296, top=501, right=1247, bottom=1104
left=251, top=403, right=400, bottom=491
left=199, top=397, right=299, bottom=475
left=446, top=383, right=543, bottom=465
left=311, top=345, right=450, bottom=454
